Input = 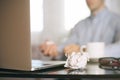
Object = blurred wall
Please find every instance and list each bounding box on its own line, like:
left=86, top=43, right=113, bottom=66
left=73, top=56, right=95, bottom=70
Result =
left=31, top=0, right=66, bottom=46
left=106, top=0, right=120, bottom=15
left=31, top=0, right=67, bottom=60
left=42, top=0, right=66, bottom=43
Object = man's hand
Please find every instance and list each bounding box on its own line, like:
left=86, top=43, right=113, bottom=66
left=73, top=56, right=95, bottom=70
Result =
left=39, top=41, right=58, bottom=58
left=64, top=44, right=80, bottom=56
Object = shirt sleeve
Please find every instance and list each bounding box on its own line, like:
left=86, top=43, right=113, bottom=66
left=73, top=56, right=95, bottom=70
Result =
left=105, top=20, right=120, bottom=57
left=56, top=26, right=79, bottom=60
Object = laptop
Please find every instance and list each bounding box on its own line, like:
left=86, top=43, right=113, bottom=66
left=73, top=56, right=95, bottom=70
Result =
left=32, top=60, right=66, bottom=72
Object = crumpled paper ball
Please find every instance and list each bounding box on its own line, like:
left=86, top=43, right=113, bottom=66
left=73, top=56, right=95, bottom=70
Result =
left=64, top=52, right=89, bottom=69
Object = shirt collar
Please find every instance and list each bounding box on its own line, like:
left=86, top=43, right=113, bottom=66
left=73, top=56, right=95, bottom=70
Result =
left=89, top=7, right=109, bottom=21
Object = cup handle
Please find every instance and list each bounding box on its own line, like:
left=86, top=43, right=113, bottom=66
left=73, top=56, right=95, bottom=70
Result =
left=80, top=45, right=87, bottom=54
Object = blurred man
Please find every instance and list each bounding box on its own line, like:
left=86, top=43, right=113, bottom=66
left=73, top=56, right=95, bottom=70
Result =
left=39, top=0, right=120, bottom=60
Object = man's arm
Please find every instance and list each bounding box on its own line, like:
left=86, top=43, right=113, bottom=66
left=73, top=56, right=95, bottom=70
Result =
left=105, top=22, right=120, bottom=57
left=56, top=27, right=79, bottom=60
left=39, top=27, right=79, bottom=60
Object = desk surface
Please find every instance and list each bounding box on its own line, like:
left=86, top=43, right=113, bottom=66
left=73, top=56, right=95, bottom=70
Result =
left=0, top=61, right=120, bottom=78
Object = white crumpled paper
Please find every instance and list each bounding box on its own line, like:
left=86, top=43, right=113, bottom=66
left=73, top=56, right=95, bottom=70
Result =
left=64, top=52, right=89, bottom=69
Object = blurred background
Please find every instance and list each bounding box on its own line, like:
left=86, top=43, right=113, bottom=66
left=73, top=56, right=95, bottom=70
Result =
left=0, top=0, right=120, bottom=80
left=30, top=0, right=120, bottom=61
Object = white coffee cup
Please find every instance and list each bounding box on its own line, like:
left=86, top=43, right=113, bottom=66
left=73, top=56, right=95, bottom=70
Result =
left=81, top=42, right=105, bottom=59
